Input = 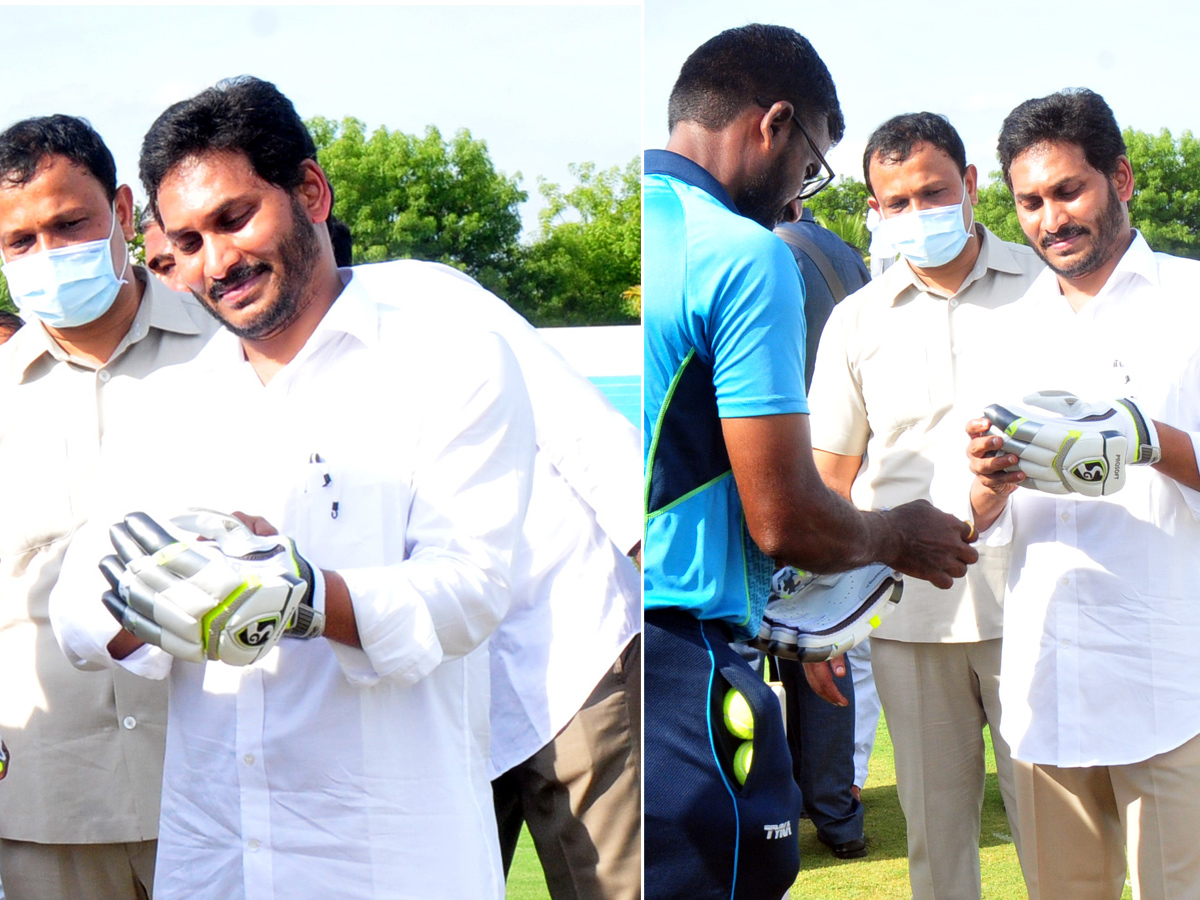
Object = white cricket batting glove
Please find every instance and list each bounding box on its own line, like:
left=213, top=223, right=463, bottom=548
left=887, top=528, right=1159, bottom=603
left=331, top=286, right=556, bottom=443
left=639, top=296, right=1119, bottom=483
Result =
left=748, top=564, right=903, bottom=662
left=982, top=391, right=1160, bottom=497
left=100, top=510, right=325, bottom=667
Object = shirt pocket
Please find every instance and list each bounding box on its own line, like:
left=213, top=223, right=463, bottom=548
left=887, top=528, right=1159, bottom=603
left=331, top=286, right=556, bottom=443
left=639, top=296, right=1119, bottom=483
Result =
left=285, top=452, right=410, bottom=572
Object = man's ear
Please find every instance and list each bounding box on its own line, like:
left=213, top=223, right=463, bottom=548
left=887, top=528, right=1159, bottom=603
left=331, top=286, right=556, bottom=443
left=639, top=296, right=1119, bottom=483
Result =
left=965, top=163, right=979, bottom=205
left=757, top=100, right=795, bottom=153
left=295, top=159, right=333, bottom=224
left=1112, top=156, right=1135, bottom=203
left=115, top=184, right=136, bottom=242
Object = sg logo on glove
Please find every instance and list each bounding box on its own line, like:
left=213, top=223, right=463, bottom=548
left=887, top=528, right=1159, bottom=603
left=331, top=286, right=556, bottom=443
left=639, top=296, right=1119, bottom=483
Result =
left=100, top=510, right=325, bottom=667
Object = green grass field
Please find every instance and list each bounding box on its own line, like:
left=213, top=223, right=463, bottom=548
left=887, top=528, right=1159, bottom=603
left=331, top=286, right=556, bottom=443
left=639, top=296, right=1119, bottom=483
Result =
left=788, top=714, right=1133, bottom=899
left=506, top=826, right=552, bottom=900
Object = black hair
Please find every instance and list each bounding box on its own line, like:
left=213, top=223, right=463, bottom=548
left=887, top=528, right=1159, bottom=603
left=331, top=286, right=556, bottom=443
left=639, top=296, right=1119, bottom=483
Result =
left=0, top=115, right=117, bottom=202
left=327, top=215, right=352, bottom=267
left=862, top=112, right=967, bottom=196
left=135, top=204, right=160, bottom=236
left=0, top=309, right=23, bottom=337
left=998, top=88, right=1125, bottom=188
left=667, top=24, right=844, bottom=145
left=140, top=76, right=319, bottom=211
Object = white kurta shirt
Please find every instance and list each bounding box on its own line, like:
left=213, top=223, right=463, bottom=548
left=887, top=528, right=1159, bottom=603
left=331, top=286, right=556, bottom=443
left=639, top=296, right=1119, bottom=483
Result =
left=52, top=265, right=537, bottom=900
left=348, top=261, right=641, bottom=777
left=984, top=232, right=1200, bottom=767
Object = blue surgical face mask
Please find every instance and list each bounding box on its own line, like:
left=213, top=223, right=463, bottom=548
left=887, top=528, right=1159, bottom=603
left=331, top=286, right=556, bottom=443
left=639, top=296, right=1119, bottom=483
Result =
left=869, top=182, right=974, bottom=269
left=1, top=203, right=129, bottom=328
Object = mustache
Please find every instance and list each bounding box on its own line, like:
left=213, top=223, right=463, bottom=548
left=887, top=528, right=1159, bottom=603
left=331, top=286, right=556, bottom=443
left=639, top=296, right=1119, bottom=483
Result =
left=208, top=262, right=271, bottom=302
left=1042, top=223, right=1090, bottom=248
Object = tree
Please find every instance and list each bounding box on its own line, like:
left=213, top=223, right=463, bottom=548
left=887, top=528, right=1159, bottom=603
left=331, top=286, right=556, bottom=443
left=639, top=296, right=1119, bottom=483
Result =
left=309, top=116, right=527, bottom=295
left=510, top=158, right=641, bottom=326
left=973, top=174, right=1026, bottom=245
left=1124, top=127, right=1200, bottom=260
left=806, top=176, right=869, bottom=223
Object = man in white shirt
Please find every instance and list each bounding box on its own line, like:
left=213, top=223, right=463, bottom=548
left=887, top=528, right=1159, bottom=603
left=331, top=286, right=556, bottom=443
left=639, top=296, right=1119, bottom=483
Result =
left=968, top=87, right=1200, bottom=900
left=349, top=261, right=643, bottom=900
left=51, top=77, right=537, bottom=900
left=807, top=112, right=1041, bottom=900
left=0, top=114, right=218, bottom=900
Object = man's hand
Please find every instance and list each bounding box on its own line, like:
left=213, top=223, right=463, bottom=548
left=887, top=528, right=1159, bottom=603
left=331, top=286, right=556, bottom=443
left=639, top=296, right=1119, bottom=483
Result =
left=879, top=501, right=978, bottom=589
left=966, top=417, right=1025, bottom=533
left=803, top=656, right=849, bottom=707
left=100, top=510, right=324, bottom=666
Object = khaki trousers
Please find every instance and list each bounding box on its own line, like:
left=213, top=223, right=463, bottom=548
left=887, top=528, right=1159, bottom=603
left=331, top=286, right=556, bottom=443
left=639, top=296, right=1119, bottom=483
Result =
left=493, top=634, right=641, bottom=900
left=1014, top=730, right=1200, bottom=900
left=872, top=637, right=1021, bottom=900
left=0, top=838, right=156, bottom=900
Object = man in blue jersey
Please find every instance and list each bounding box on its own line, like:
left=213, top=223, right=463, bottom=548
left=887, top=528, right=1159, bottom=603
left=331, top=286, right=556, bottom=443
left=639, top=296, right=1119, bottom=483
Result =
left=643, top=25, right=979, bottom=899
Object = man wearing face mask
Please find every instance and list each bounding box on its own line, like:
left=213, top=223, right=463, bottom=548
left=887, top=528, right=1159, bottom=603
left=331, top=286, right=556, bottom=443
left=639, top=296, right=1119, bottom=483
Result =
left=0, top=115, right=216, bottom=900
left=805, top=112, right=1043, bottom=900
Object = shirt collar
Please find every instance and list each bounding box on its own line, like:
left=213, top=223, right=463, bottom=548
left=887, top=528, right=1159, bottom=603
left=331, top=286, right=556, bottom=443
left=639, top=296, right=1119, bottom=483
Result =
left=644, top=149, right=739, bottom=215
left=1099, top=229, right=1159, bottom=293
left=1025, top=229, right=1158, bottom=308
left=884, top=224, right=1020, bottom=305
left=3, top=266, right=206, bottom=382
left=201, top=268, right=377, bottom=379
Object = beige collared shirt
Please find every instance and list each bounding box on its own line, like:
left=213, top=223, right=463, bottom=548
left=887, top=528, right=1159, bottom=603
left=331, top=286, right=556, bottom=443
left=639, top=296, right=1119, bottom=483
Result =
left=808, top=226, right=1043, bottom=642
left=0, top=268, right=216, bottom=843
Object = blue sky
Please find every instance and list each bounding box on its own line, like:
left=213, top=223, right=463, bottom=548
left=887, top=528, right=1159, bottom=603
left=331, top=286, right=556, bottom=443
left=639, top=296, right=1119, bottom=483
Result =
left=646, top=0, right=1199, bottom=189
left=0, top=3, right=640, bottom=238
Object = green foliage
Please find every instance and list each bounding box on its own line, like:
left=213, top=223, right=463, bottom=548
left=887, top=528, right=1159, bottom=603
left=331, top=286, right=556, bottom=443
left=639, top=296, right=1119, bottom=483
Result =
left=309, top=115, right=640, bottom=325
left=1124, top=127, right=1200, bottom=260
left=806, top=177, right=871, bottom=256
left=807, top=177, right=869, bottom=223
left=973, top=174, right=1026, bottom=245
left=814, top=210, right=871, bottom=256
left=310, top=116, right=527, bottom=296
left=511, top=159, right=642, bottom=326
left=0, top=273, right=11, bottom=314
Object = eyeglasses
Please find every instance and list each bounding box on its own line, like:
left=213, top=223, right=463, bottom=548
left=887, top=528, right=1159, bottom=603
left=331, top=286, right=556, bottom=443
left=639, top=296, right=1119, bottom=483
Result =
left=755, top=98, right=835, bottom=200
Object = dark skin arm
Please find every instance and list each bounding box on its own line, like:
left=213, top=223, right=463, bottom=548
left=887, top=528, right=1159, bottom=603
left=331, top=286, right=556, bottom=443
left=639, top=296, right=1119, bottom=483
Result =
left=724, top=414, right=977, bottom=584
left=729, top=417, right=977, bottom=707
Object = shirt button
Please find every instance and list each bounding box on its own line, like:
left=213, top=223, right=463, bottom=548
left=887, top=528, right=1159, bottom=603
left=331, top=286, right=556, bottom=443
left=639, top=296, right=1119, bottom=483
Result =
left=122, top=716, right=137, bottom=729
left=247, top=839, right=260, bottom=852
left=1060, top=577, right=1070, bottom=586
left=1061, top=512, right=1070, bottom=522
left=1060, top=639, right=1071, bottom=649
left=949, top=299, right=959, bottom=308
left=98, top=370, right=111, bottom=383
left=244, top=754, right=255, bottom=766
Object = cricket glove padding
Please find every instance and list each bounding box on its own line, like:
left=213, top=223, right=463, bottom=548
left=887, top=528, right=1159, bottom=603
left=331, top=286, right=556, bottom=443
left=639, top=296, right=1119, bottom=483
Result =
left=100, top=510, right=324, bottom=666
left=982, top=391, right=1159, bottom=497
left=748, top=564, right=903, bottom=662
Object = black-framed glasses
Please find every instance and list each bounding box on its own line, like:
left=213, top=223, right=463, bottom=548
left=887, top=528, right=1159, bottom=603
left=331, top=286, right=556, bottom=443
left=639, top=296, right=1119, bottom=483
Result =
left=755, top=98, right=835, bottom=200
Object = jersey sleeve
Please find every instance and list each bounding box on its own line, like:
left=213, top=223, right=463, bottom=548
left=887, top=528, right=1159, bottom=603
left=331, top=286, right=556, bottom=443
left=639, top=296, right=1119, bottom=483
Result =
left=707, top=236, right=809, bottom=418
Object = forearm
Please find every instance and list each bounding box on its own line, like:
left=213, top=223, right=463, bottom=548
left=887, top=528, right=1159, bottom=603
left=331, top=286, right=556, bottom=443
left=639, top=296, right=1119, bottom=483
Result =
left=319, top=570, right=361, bottom=648
left=1152, top=421, right=1200, bottom=491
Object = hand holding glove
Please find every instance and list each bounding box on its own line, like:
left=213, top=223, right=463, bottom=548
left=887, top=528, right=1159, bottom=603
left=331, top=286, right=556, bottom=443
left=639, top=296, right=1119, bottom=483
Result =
left=100, top=509, right=325, bottom=666
left=982, top=390, right=1160, bottom=497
